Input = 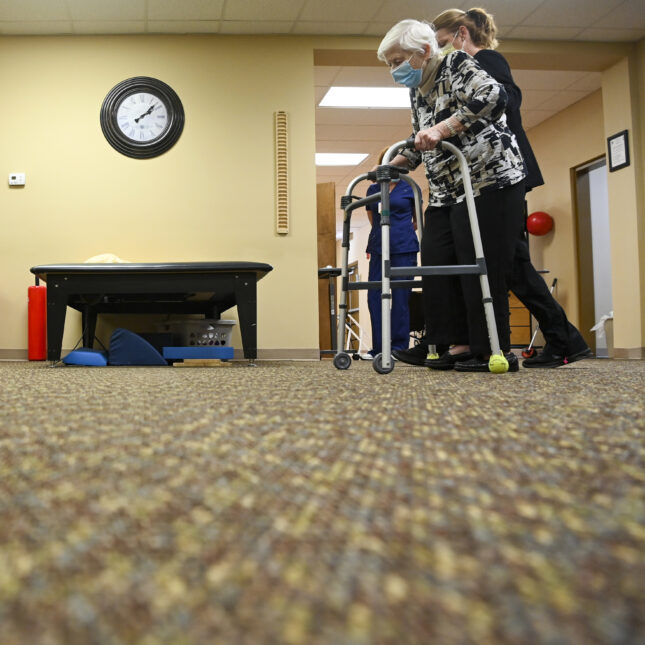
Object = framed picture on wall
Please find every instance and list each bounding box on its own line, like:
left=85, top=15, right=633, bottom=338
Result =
left=607, top=130, right=630, bottom=172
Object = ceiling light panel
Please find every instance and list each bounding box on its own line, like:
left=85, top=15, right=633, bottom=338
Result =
left=319, top=87, right=410, bottom=109
left=315, top=153, right=368, bottom=166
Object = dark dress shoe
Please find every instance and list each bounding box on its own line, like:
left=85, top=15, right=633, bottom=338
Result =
left=393, top=343, right=451, bottom=366
left=425, top=350, right=473, bottom=370
left=454, top=352, right=519, bottom=373
left=392, top=344, right=430, bottom=366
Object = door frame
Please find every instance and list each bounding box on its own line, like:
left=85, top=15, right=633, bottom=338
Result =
left=570, top=153, right=607, bottom=353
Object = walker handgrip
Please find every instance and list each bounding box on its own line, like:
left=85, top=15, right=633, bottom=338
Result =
left=403, top=136, right=417, bottom=150
left=383, top=138, right=416, bottom=165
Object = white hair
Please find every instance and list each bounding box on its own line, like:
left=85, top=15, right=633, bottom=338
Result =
left=377, top=19, right=438, bottom=62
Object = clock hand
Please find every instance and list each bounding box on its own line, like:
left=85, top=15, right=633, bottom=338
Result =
left=134, top=104, right=157, bottom=123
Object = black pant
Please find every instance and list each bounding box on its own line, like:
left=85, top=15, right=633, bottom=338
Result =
left=510, top=235, right=585, bottom=354
left=421, top=182, right=526, bottom=355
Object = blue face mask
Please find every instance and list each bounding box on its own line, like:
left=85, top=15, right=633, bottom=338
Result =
left=391, top=58, right=423, bottom=88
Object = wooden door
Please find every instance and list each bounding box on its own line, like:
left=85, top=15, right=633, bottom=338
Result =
left=317, top=183, right=337, bottom=351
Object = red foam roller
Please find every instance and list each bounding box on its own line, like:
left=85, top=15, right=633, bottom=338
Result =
left=28, top=285, right=47, bottom=361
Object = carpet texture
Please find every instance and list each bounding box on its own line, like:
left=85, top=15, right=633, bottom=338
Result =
left=0, top=359, right=644, bottom=645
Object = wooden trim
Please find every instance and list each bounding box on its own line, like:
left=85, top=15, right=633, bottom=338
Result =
left=0, top=349, right=30, bottom=360
left=249, top=349, right=320, bottom=360
left=613, top=347, right=645, bottom=360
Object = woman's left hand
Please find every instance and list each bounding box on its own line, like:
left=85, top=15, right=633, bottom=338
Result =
left=415, top=127, right=443, bottom=151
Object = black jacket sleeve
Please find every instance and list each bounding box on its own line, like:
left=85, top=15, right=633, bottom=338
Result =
left=474, top=50, right=522, bottom=113
left=474, top=49, right=544, bottom=190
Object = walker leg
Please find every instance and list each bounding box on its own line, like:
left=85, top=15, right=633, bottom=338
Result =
left=336, top=212, right=351, bottom=355
left=442, top=140, right=508, bottom=373
left=378, top=180, right=393, bottom=373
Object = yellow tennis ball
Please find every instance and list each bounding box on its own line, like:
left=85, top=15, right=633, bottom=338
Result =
left=427, top=353, right=440, bottom=360
left=488, top=354, right=508, bottom=374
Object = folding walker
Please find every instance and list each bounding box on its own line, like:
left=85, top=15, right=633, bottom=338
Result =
left=333, top=138, right=509, bottom=375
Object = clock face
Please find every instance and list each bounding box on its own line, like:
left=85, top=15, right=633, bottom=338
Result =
left=100, top=77, right=184, bottom=159
left=116, top=92, right=170, bottom=142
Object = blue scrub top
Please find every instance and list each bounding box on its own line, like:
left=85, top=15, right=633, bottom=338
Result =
left=366, top=181, right=420, bottom=255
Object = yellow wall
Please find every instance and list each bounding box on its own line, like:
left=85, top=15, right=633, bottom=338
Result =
left=525, top=91, right=606, bottom=325
left=601, top=54, right=644, bottom=355
left=0, top=35, right=319, bottom=356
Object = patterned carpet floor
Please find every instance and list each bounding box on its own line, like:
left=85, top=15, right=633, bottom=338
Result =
left=0, top=358, right=644, bottom=645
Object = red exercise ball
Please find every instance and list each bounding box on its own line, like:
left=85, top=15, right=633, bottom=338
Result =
left=527, top=211, right=553, bottom=236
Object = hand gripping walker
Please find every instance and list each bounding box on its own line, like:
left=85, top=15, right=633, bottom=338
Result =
left=333, top=138, right=509, bottom=375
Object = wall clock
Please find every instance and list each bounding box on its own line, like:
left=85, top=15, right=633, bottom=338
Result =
left=100, top=77, right=184, bottom=159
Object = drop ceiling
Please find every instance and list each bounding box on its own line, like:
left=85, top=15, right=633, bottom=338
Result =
left=1, top=0, right=643, bottom=40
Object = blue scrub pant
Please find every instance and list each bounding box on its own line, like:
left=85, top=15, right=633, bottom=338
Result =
left=368, top=251, right=417, bottom=355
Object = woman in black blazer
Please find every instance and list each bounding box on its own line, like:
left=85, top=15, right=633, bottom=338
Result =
left=430, top=7, right=592, bottom=368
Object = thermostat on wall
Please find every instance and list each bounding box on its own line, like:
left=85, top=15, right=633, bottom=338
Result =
left=9, top=173, right=25, bottom=186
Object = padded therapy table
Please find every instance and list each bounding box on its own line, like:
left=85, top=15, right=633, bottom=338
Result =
left=30, top=262, right=273, bottom=362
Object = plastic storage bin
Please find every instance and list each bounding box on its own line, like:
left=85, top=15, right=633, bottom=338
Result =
left=156, top=319, right=236, bottom=347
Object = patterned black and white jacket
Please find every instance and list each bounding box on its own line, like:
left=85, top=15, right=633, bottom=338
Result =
left=401, top=50, right=526, bottom=207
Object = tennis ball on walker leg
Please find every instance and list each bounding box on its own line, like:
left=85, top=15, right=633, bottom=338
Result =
left=488, top=354, right=508, bottom=374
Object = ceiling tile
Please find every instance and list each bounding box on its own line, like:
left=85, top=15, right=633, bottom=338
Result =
left=577, top=27, right=645, bottom=42
left=300, top=0, right=381, bottom=23
left=148, top=0, right=224, bottom=20
left=521, top=89, right=561, bottom=110
left=538, top=89, right=589, bottom=113
left=68, top=0, right=145, bottom=21
left=372, top=0, right=465, bottom=24
left=469, top=0, right=544, bottom=25
left=316, top=166, right=351, bottom=177
left=0, top=20, right=72, bottom=35
left=148, top=20, right=221, bottom=34
left=219, top=21, right=293, bottom=34
left=512, top=69, right=590, bottom=91
left=316, top=124, right=407, bottom=142
left=0, top=0, right=68, bottom=21
left=314, top=86, right=329, bottom=104
left=331, top=67, right=394, bottom=86
left=292, top=21, right=366, bottom=35
left=363, top=22, right=398, bottom=37
left=565, top=72, right=602, bottom=92
left=73, top=21, right=146, bottom=34
left=316, top=108, right=411, bottom=127
left=495, top=25, right=516, bottom=39
left=507, top=25, right=583, bottom=40
left=522, top=110, right=558, bottom=130
left=314, top=67, right=341, bottom=85
left=223, top=0, right=305, bottom=21
left=594, top=0, right=645, bottom=29
left=520, top=0, right=624, bottom=28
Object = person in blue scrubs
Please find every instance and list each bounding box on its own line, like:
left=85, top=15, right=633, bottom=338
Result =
left=365, top=149, right=420, bottom=356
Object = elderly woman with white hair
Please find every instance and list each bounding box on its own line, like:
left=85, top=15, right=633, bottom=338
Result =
left=380, top=19, right=526, bottom=372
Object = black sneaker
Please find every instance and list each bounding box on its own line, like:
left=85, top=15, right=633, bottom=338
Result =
left=454, top=352, right=519, bottom=373
left=522, top=349, right=566, bottom=368
left=566, top=346, right=594, bottom=364
left=523, top=345, right=592, bottom=368
left=392, top=343, right=430, bottom=366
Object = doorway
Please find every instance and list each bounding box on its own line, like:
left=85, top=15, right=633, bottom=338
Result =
left=574, top=157, right=613, bottom=356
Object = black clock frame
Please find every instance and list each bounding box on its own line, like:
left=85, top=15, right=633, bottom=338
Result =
left=100, top=77, right=184, bottom=159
